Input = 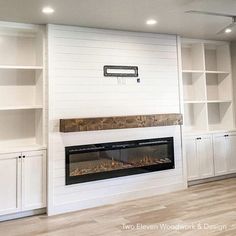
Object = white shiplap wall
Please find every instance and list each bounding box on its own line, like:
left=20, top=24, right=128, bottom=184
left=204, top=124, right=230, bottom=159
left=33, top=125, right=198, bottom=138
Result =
left=47, top=24, right=186, bottom=215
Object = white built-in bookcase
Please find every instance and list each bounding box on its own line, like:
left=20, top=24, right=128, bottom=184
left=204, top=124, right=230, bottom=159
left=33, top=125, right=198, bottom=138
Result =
left=181, top=38, right=235, bottom=133
left=0, top=22, right=45, bottom=153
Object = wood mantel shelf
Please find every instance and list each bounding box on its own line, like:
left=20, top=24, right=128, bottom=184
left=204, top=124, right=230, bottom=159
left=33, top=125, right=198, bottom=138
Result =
left=60, top=113, right=183, bottom=133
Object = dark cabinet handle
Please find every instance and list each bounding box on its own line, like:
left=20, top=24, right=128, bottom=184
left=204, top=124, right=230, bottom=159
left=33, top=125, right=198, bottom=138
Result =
left=19, top=156, right=21, bottom=159
left=224, top=135, right=229, bottom=137
left=23, top=156, right=25, bottom=158
left=196, top=137, right=202, bottom=140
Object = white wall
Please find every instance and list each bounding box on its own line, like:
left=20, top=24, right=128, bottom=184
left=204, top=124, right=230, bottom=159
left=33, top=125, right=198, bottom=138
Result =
left=47, top=24, right=186, bottom=215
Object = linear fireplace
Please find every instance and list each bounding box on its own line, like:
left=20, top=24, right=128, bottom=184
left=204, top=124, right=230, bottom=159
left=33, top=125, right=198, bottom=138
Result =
left=65, top=137, right=174, bottom=185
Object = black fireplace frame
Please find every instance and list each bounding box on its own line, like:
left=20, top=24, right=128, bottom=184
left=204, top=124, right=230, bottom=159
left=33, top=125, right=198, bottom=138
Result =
left=65, top=137, right=174, bottom=185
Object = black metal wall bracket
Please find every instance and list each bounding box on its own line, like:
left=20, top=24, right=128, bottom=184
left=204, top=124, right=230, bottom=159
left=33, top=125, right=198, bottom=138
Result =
left=103, top=65, right=139, bottom=77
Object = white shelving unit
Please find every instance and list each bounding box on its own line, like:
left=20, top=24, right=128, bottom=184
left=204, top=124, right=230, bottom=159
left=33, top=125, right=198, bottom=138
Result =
left=181, top=39, right=235, bottom=134
left=181, top=38, right=236, bottom=183
left=0, top=22, right=46, bottom=153
left=0, top=22, right=46, bottom=219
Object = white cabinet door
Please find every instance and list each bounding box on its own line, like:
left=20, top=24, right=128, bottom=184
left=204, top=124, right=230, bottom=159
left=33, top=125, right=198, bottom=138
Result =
left=197, top=136, right=214, bottom=179
left=0, top=153, right=21, bottom=215
left=185, top=138, right=199, bottom=180
left=226, top=134, right=236, bottom=173
left=213, top=135, right=228, bottom=176
left=185, top=135, right=214, bottom=181
left=22, top=150, right=46, bottom=211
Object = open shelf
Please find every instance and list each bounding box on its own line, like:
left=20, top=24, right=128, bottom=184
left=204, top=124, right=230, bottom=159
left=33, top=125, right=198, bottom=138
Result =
left=0, top=27, right=43, bottom=67
left=181, top=43, right=205, bottom=71
left=0, top=65, right=43, bottom=70
left=184, top=101, right=206, bottom=104
left=206, top=73, right=232, bottom=101
left=205, top=71, right=230, bottom=74
left=184, top=103, right=207, bottom=132
left=204, top=44, right=231, bottom=72
left=0, top=106, right=43, bottom=111
left=0, top=69, right=43, bottom=108
left=0, top=109, right=43, bottom=147
left=182, top=72, right=206, bottom=101
left=207, top=102, right=234, bottom=131
left=182, top=70, right=205, bottom=73
left=207, top=100, right=232, bottom=103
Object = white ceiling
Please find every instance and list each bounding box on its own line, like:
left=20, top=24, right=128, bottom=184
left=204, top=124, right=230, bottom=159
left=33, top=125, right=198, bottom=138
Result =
left=0, top=0, right=236, bottom=40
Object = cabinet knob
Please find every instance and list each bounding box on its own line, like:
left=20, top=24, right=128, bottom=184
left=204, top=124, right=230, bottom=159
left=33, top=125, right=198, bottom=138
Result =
left=19, top=156, right=21, bottom=159
left=224, top=134, right=229, bottom=137
left=23, top=156, right=25, bottom=158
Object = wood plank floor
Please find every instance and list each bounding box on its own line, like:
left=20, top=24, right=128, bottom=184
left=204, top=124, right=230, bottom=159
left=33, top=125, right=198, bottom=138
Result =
left=0, top=178, right=236, bottom=236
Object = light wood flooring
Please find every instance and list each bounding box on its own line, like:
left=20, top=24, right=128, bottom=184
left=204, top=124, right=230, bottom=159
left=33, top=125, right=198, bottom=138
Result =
left=0, top=178, right=236, bottom=236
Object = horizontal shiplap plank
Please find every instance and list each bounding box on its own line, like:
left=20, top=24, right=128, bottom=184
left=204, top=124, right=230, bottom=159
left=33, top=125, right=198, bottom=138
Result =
left=54, top=54, right=178, bottom=65
left=51, top=125, right=182, bottom=143
left=53, top=92, right=178, bottom=101
left=54, top=77, right=178, bottom=86
left=54, top=46, right=177, bottom=59
left=53, top=61, right=177, bottom=70
left=51, top=25, right=176, bottom=41
left=54, top=38, right=177, bottom=53
left=53, top=85, right=178, bottom=94
left=54, top=34, right=177, bottom=47
left=53, top=69, right=178, bottom=78
left=52, top=107, right=180, bottom=118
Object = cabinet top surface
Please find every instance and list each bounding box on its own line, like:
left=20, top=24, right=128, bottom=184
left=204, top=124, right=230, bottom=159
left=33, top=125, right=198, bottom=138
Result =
left=183, top=129, right=236, bottom=137
left=0, top=145, right=46, bottom=155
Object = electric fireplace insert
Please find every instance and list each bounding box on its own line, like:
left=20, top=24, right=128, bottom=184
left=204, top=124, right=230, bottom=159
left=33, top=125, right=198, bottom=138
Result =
left=65, top=137, right=174, bottom=185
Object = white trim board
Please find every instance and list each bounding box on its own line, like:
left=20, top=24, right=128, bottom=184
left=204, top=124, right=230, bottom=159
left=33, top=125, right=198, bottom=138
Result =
left=47, top=24, right=186, bottom=216
left=49, top=182, right=185, bottom=216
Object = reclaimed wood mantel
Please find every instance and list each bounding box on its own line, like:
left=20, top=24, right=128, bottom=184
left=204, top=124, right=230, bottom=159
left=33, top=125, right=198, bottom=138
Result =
left=60, top=113, right=183, bottom=133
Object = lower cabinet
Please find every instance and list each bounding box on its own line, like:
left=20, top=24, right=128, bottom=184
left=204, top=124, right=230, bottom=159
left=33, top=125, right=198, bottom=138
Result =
left=213, top=133, right=236, bottom=176
left=0, top=150, right=46, bottom=216
left=185, top=132, right=236, bottom=181
left=185, top=135, right=214, bottom=181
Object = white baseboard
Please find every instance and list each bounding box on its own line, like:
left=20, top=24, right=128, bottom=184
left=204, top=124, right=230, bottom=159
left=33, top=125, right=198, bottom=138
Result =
left=0, top=208, right=46, bottom=222
left=48, top=182, right=186, bottom=216
left=188, top=174, right=236, bottom=186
